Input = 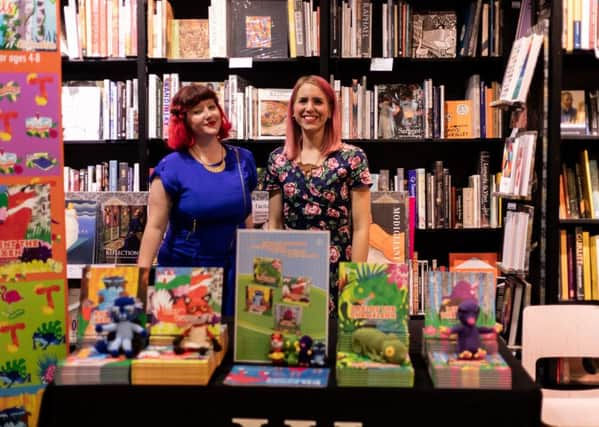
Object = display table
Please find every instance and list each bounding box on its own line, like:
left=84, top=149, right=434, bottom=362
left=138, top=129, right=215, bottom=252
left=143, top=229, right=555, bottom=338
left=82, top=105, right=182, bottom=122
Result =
left=39, top=320, right=541, bottom=427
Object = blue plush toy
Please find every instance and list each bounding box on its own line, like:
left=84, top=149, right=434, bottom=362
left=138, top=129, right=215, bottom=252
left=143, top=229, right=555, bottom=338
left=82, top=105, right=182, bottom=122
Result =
left=95, top=296, right=147, bottom=358
left=310, top=341, right=327, bottom=367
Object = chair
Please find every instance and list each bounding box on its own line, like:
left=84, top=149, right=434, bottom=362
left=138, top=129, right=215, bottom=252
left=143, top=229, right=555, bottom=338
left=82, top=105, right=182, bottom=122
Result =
left=522, top=305, right=599, bottom=427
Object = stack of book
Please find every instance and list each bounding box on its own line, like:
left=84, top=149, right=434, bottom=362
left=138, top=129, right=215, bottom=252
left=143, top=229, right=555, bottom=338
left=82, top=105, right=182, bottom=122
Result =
left=427, top=351, right=512, bottom=389
left=55, top=348, right=130, bottom=385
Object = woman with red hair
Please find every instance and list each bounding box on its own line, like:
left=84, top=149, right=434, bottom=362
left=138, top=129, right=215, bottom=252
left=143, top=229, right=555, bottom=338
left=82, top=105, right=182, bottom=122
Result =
left=138, top=84, right=257, bottom=315
left=263, top=75, right=372, bottom=314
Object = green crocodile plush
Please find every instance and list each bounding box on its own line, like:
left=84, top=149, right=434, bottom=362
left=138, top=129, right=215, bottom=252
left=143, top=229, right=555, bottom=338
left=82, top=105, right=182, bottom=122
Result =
left=351, top=327, right=407, bottom=364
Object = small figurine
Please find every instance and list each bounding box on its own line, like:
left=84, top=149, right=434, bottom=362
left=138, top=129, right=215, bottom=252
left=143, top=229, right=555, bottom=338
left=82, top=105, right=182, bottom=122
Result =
left=95, top=296, right=147, bottom=358
left=268, top=332, right=285, bottom=365
left=297, top=335, right=313, bottom=366
left=441, top=300, right=499, bottom=360
left=351, top=327, right=407, bottom=364
left=173, top=314, right=222, bottom=355
left=310, top=341, right=327, bottom=367
left=283, top=338, right=299, bottom=366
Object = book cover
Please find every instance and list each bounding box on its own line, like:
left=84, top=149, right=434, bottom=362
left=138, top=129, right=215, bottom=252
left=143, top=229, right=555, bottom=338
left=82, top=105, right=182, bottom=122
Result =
left=148, top=267, right=223, bottom=339
left=229, top=0, right=289, bottom=59
left=234, top=230, right=329, bottom=363
left=560, top=90, right=587, bottom=134
left=445, top=100, right=473, bottom=138
left=257, top=88, right=292, bottom=138
left=224, top=364, right=330, bottom=387
left=367, top=191, right=409, bottom=264
left=376, top=83, right=424, bottom=139
left=169, top=19, right=210, bottom=59
left=412, top=12, right=457, bottom=58
left=0, top=0, right=57, bottom=51
left=65, top=199, right=99, bottom=265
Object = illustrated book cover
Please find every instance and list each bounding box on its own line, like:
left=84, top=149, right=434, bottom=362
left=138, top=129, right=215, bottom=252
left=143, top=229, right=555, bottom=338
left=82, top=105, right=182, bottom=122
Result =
left=65, top=199, right=99, bottom=265
left=224, top=364, right=330, bottom=387
left=412, top=12, right=457, bottom=58
left=376, top=83, right=424, bottom=139
left=234, top=229, right=329, bottom=363
left=367, top=191, right=409, bottom=265
left=257, top=88, right=292, bottom=138
left=336, top=262, right=414, bottom=387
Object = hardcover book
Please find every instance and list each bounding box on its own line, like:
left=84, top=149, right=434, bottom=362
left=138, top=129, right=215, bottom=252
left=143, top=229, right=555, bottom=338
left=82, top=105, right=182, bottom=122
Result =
left=234, top=230, right=329, bottom=363
left=257, top=88, right=292, bottom=138
left=224, top=364, right=330, bottom=387
left=0, top=0, right=57, bottom=51
left=412, top=12, right=457, bottom=58
left=169, top=19, right=210, bottom=59
left=229, top=0, right=289, bottom=59
left=445, top=100, right=473, bottom=138
left=65, top=199, right=99, bottom=265
left=367, top=191, right=409, bottom=264
left=376, top=83, right=424, bottom=139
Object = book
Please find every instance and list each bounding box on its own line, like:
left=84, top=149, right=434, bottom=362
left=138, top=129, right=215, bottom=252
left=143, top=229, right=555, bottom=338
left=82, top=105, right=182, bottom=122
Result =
left=445, top=100, right=473, bottom=138
left=234, top=230, right=330, bottom=363
left=412, top=12, right=458, bottom=58
left=560, top=90, right=587, bottom=135
left=224, top=364, right=330, bottom=387
left=367, top=191, right=409, bottom=264
left=65, top=199, right=99, bottom=265
left=376, top=83, right=425, bottom=139
left=168, top=19, right=210, bottom=59
left=229, top=0, right=289, bottom=59
left=0, top=0, right=57, bottom=51
left=257, top=88, right=292, bottom=138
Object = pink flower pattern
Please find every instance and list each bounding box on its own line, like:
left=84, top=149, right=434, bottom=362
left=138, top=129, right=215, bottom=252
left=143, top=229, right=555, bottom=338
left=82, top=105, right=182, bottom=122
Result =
left=263, top=144, right=372, bottom=312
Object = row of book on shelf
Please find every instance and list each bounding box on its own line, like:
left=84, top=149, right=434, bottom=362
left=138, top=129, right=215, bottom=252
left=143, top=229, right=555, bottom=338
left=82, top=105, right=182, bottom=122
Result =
left=147, top=73, right=503, bottom=141
left=335, top=0, right=503, bottom=59
left=561, top=0, right=599, bottom=52
left=560, top=89, right=599, bottom=136
left=63, top=161, right=141, bottom=192
left=62, top=79, right=139, bottom=141
left=559, top=227, right=599, bottom=302
left=559, top=149, right=599, bottom=220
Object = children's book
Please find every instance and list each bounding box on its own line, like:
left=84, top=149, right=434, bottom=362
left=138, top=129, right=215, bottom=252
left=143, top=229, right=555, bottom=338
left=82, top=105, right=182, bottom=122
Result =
left=78, top=265, right=148, bottom=345
left=0, top=0, right=57, bottom=51
left=336, top=262, right=414, bottom=387
left=224, top=364, right=330, bottom=388
left=234, top=230, right=329, bottom=363
left=148, top=267, right=223, bottom=342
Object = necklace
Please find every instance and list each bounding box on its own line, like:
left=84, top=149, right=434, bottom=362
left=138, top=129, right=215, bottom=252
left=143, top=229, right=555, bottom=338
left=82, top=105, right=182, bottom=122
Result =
left=190, top=144, right=226, bottom=173
left=297, top=152, right=323, bottom=179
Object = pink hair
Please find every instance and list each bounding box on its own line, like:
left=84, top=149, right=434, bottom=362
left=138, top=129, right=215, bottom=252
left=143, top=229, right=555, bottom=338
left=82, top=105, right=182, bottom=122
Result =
left=167, top=84, right=231, bottom=150
left=283, top=75, right=342, bottom=160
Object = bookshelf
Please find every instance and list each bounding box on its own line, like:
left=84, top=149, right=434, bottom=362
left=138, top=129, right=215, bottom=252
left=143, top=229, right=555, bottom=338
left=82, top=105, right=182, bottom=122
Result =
left=546, top=0, right=599, bottom=304
left=60, top=0, right=525, bottom=275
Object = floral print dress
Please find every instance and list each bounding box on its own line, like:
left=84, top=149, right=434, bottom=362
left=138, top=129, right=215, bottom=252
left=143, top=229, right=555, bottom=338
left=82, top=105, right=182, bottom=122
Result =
left=264, top=143, right=373, bottom=313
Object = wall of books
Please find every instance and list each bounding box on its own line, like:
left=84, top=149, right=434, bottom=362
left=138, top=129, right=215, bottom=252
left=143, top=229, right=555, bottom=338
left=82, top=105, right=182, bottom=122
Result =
left=0, top=0, right=68, bottom=423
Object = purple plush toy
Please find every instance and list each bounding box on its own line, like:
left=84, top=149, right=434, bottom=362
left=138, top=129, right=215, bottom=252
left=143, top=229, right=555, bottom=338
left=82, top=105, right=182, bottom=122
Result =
left=450, top=300, right=497, bottom=360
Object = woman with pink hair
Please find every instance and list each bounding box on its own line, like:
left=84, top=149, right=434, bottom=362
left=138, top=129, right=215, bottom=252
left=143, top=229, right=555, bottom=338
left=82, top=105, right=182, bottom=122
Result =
left=138, top=84, right=257, bottom=315
left=263, top=75, right=372, bottom=313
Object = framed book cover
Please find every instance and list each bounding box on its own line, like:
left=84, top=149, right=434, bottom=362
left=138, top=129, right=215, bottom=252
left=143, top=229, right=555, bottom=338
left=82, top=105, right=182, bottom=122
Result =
left=234, top=230, right=329, bottom=363
left=229, top=0, right=289, bottom=59
left=148, top=267, right=223, bottom=340
left=224, top=364, right=330, bottom=387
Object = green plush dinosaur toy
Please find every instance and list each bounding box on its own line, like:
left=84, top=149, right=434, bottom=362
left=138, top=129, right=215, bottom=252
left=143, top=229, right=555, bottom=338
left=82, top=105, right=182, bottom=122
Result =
left=351, top=327, right=407, bottom=364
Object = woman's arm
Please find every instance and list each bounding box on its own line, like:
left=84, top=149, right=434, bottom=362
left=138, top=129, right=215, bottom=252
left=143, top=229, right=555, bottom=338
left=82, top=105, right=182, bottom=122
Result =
left=137, top=179, right=172, bottom=268
left=267, top=190, right=284, bottom=229
left=350, top=188, right=371, bottom=262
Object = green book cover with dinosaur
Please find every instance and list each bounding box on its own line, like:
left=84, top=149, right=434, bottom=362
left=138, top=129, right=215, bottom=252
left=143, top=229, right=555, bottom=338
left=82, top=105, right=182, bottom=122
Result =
left=234, top=230, right=329, bottom=364
left=336, top=262, right=414, bottom=387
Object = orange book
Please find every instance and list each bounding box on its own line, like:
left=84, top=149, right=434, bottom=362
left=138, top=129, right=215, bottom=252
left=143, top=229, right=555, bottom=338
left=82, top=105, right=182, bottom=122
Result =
left=445, top=100, right=473, bottom=139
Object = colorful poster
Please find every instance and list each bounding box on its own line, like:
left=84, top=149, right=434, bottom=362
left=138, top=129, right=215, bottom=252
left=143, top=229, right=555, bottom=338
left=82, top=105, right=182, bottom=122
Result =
left=0, top=72, right=61, bottom=177
left=0, top=0, right=66, bottom=406
left=234, top=230, right=329, bottom=363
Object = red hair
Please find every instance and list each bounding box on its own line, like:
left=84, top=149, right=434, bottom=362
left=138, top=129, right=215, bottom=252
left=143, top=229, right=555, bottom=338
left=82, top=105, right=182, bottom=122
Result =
left=167, top=84, right=231, bottom=150
left=283, top=75, right=342, bottom=160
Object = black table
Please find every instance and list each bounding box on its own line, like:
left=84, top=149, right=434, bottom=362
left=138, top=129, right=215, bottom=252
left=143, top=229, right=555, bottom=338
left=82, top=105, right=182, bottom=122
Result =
left=39, top=320, right=541, bottom=427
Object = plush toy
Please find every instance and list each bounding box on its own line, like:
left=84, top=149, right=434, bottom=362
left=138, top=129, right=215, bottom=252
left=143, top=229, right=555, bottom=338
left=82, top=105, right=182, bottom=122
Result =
left=351, top=327, right=407, bottom=364
left=297, top=335, right=313, bottom=367
left=95, top=296, right=147, bottom=358
left=173, top=314, right=222, bottom=355
left=441, top=300, right=499, bottom=360
left=310, top=341, right=327, bottom=367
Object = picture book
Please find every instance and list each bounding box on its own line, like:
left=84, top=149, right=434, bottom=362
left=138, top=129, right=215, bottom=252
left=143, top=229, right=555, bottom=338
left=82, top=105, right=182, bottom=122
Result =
left=234, top=230, right=329, bottom=363
left=65, top=199, right=99, bottom=265
left=224, top=364, right=330, bottom=388
left=412, top=12, right=457, bottom=58
left=427, top=350, right=511, bottom=389
left=376, top=83, right=424, bottom=139
left=367, top=191, right=409, bottom=265
left=336, top=262, right=414, bottom=387
left=78, top=265, right=148, bottom=345
left=0, top=0, right=57, bottom=51
left=148, top=267, right=223, bottom=340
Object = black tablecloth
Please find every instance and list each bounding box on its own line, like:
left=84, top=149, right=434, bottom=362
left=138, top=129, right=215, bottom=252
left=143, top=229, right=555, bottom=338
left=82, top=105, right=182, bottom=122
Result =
left=39, top=319, right=541, bottom=427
